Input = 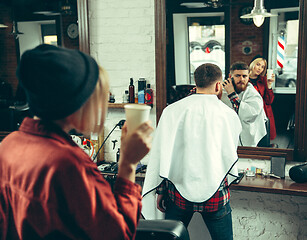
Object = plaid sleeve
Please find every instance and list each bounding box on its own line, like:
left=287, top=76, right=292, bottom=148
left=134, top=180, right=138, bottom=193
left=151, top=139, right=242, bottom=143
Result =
left=228, top=92, right=241, bottom=113
left=188, top=87, right=197, bottom=96
left=156, top=179, right=166, bottom=195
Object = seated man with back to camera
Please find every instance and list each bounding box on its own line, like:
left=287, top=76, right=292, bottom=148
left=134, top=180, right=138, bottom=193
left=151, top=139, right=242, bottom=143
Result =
left=142, top=63, right=242, bottom=240
left=221, top=61, right=267, bottom=147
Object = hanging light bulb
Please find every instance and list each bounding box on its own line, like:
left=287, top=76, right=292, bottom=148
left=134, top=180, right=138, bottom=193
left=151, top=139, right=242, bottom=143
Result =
left=253, top=15, right=265, bottom=27
left=0, top=23, right=8, bottom=28
left=240, top=0, right=277, bottom=27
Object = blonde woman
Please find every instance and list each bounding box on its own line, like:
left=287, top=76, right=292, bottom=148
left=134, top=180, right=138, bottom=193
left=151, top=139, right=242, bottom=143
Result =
left=249, top=55, right=276, bottom=141
left=0, top=44, right=153, bottom=239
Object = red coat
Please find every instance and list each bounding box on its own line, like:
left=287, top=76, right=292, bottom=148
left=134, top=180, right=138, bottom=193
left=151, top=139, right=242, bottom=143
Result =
left=250, top=76, right=276, bottom=140
left=0, top=117, right=142, bottom=239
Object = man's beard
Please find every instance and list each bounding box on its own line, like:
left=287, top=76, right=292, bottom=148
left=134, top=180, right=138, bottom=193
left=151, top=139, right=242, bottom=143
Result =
left=232, top=79, right=247, bottom=94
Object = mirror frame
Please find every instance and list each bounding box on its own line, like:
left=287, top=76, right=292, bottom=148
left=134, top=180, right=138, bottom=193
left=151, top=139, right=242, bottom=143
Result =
left=155, top=0, right=307, bottom=162
left=77, top=0, right=90, bottom=54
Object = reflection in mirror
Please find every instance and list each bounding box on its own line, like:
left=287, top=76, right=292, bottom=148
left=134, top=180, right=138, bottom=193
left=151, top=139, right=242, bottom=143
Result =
left=268, top=7, right=299, bottom=150
left=167, top=0, right=299, bottom=149
left=173, top=13, right=225, bottom=85
left=0, top=0, right=81, bottom=136
left=18, top=20, right=58, bottom=56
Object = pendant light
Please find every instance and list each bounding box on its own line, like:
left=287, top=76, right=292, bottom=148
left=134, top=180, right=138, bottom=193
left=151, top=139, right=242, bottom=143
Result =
left=240, top=0, right=277, bottom=27
left=0, top=17, right=8, bottom=28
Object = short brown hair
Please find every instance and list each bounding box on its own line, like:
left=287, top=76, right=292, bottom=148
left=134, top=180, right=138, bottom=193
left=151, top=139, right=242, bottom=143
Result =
left=194, top=63, right=222, bottom=88
left=230, top=62, right=249, bottom=73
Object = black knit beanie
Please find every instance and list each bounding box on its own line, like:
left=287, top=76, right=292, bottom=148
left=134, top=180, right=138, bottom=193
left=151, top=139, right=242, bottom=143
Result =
left=17, top=44, right=99, bottom=120
left=250, top=54, right=265, bottom=64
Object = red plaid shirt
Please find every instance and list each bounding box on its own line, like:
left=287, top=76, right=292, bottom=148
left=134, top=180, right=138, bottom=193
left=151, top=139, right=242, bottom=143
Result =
left=156, top=178, right=230, bottom=212
left=227, top=92, right=240, bottom=113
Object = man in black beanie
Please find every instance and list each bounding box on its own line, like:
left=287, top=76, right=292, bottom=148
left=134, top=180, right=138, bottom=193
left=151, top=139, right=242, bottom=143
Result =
left=0, top=44, right=153, bottom=239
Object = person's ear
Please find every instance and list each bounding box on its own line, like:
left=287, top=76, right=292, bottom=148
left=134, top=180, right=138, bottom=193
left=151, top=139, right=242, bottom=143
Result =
left=216, top=81, right=223, bottom=99
left=215, top=81, right=221, bottom=93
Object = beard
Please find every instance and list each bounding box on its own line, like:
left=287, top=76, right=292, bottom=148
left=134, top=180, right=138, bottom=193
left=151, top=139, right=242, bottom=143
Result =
left=232, top=79, right=248, bottom=94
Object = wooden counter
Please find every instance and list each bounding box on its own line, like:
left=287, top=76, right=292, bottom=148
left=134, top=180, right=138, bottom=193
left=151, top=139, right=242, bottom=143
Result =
left=230, top=175, right=307, bottom=197
left=101, top=171, right=307, bottom=197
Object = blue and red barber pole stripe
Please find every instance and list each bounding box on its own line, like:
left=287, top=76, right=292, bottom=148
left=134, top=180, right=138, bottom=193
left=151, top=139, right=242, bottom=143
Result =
left=277, top=35, right=285, bottom=68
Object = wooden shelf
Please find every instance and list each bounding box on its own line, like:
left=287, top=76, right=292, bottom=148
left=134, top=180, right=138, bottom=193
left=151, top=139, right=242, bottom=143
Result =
left=108, top=103, right=151, bottom=109
left=108, top=103, right=126, bottom=109
left=101, top=171, right=307, bottom=197
left=230, top=175, right=307, bottom=197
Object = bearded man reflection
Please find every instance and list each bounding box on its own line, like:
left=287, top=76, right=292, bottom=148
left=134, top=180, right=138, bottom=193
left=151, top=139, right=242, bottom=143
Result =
left=221, top=61, right=267, bottom=147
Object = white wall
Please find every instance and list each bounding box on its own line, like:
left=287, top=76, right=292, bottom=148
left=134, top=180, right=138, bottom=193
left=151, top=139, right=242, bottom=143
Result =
left=231, top=191, right=307, bottom=239
left=88, top=0, right=155, bottom=162
left=173, top=14, right=190, bottom=85
left=88, top=1, right=307, bottom=239
left=18, top=21, right=43, bottom=56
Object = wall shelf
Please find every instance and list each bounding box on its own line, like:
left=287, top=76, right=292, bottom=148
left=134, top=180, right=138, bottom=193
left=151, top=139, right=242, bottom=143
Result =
left=108, top=103, right=126, bottom=109
left=108, top=103, right=151, bottom=109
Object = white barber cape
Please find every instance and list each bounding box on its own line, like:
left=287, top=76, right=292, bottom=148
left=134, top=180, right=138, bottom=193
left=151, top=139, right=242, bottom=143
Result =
left=221, top=83, right=267, bottom=147
left=142, top=94, right=242, bottom=220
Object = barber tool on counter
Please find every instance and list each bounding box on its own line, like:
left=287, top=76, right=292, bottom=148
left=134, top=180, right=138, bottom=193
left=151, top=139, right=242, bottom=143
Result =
left=93, top=119, right=126, bottom=163
left=111, top=139, right=120, bottom=162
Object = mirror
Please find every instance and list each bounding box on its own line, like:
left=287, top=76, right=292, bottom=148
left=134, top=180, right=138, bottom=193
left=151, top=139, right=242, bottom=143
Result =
left=155, top=0, right=307, bottom=161
left=0, top=0, right=89, bottom=139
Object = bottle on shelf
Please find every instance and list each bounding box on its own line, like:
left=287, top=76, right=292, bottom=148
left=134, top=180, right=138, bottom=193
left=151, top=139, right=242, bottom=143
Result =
left=145, top=83, right=153, bottom=107
left=128, top=78, right=135, bottom=103
left=138, top=78, right=146, bottom=104
left=109, top=91, right=115, bottom=103
left=134, top=84, right=138, bottom=103
left=123, top=90, right=129, bottom=103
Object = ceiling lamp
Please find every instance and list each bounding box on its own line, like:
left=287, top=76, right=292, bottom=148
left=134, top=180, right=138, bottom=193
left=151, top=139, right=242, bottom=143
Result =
left=33, top=1, right=60, bottom=16
left=240, top=0, right=277, bottom=27
left=0, top=23, right=8, bottom=28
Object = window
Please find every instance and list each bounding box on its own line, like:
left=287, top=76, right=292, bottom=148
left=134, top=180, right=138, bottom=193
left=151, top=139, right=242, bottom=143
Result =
left=41, top=23, right=57, bottom=46
left=268, top=8, right=299, bottom=94
left=188, top=18, right=225, bottom=83
left=173, top=13, right=225, bottom=85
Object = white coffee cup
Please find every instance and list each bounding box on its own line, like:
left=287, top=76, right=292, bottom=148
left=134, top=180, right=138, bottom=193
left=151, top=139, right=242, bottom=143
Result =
left=267, top=69, right=274, bottom=79
left=124, top=104, right=151, bottom=133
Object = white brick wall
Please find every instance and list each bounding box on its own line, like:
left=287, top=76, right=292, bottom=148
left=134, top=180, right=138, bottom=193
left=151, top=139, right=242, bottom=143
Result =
left=88, top=0, right=156, bottom=162
left=88, top=1, right=307, bottom=239
left=231, top=191, right=307, bottom=240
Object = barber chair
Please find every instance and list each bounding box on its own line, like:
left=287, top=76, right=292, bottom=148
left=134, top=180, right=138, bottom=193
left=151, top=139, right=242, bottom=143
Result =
left=0, top=108, right=15, bottom=131
left=136, top=219, right=190, bottom=240
left=169, top=85, right=196, bottom=104
left=257, top=118, right=270, bottom=147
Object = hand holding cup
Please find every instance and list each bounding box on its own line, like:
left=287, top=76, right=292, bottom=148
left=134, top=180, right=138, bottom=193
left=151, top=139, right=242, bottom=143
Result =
left=266, top=69, right=275, bottom=89
left=117, top=104, right=153, bottom=182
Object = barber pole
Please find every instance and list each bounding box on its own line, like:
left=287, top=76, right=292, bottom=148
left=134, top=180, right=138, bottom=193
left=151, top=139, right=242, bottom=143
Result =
left=277, top=35, right=285, bottom=69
